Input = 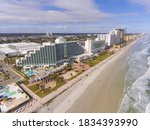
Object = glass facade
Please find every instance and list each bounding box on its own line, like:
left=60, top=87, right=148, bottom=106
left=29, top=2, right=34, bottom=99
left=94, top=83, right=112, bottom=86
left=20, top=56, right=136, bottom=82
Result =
left=22, top=45, right=57, bottom=66
left=20, top=42, right=85, bottom=67
left=66, top=42, right=85, bottom=58
left=92, top=41, right=105, bottom=53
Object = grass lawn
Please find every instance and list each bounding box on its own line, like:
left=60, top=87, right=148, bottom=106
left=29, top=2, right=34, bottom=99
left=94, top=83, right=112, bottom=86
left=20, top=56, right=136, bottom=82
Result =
left=36, top=81, right=65, bottom=98
left=16, top=51, right=112, bottom=98
left=0, top=71, right=10, bottom=81
left=4, top=56, right=24, bottom=65
left=3, top=72, right=10, bottom=80
left=55, top=81, right=65, bottom=89
left=29, top=84, right=39, bottom=92
left=33, top=69, right=82, bottom=98
left=36, top=88, right=52, bottom=98
left=84, top=51, right=112, bottom=67
left=69, top=71, right=82, bottom=80
left=23, top=79, right=29, bottom=85
left=3, top=75, right=10, bottom=80
left=13, top=67, right=27, bottom=78
left=13, top=66, right=29, bottom=85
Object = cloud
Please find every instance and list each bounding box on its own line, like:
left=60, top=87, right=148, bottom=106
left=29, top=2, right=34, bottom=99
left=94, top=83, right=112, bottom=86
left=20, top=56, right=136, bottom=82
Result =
left=0, top=0, right=142, bottom=33
left=0, top=23, right=112, bottom=33
left=128, top=0, right=150, bottom=11
left=0, top=0, right=111, bottom=24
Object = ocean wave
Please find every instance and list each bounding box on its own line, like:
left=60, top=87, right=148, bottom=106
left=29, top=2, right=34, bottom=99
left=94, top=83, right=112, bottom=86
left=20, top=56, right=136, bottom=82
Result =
left=146, top=103, right=150, bottom=113
left=141, top=47, right=150, bottom=55
left=119, top=67, right=150, bottom=112
left=119, top=36, right=150, bottom=113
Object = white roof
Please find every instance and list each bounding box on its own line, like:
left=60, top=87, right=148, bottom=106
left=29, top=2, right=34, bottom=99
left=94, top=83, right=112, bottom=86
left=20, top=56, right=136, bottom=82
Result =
left=0, top=42, right=40, bottom=48
left=0, top=50, right=3, bottom=54
left=0, top=44, right=9, bottom=48
left=9, top=42, right=40, bottom=48
left=42, top=42, right=52, bottom=46
left=0, top=43, right=41, bottom=55
left=9, top=42, right=39, bottom=46
left=0, top=47, right=17, bottom=54
left=55, top=36, right=66, bottom=43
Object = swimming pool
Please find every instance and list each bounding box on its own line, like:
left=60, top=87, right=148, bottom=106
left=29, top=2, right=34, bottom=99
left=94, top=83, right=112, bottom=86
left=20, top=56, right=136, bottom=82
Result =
left=24, top=70, right=38, bottom=77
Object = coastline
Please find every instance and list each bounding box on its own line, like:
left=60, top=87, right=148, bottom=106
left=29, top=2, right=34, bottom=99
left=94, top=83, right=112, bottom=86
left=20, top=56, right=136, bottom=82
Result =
left=38, top=39, right=140, bottom=113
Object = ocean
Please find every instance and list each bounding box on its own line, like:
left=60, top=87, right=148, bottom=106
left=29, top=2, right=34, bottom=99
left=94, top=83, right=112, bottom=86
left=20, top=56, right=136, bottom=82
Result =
left=119, top=35, right=150, bottom=113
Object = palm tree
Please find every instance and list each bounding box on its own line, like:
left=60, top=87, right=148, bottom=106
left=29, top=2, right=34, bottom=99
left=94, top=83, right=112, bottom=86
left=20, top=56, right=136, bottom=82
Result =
left=70, top=73, right=73, bottom=78
left=39, top=83, right=45, bottom=90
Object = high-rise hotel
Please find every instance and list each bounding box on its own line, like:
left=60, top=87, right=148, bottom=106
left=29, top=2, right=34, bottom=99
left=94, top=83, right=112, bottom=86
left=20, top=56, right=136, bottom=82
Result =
left=16, top=37, right=85, bottom=67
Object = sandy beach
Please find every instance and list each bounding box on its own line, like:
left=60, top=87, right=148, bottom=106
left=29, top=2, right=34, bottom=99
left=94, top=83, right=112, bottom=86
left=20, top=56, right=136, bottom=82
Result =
left=38, top=40, right=138, bottom=113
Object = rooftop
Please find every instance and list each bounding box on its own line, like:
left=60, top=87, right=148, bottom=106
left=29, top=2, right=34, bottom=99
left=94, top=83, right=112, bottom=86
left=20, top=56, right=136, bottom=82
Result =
left=0, top=47, right=17, bottom=54
left=0, top=83, right=30, bottom=113
left=55, top=36, right=66, bottom=43
left=9, top=42, right=40, bottom=47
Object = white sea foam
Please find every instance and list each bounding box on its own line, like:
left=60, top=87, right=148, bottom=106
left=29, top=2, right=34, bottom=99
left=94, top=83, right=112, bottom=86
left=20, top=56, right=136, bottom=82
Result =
left=146, top=103, right=150, bottom=113
left=141, top=47, right=150, bottom=55
left=119, top=35, right=150, bottom=113
left=119, top=68, right=150, bottom=112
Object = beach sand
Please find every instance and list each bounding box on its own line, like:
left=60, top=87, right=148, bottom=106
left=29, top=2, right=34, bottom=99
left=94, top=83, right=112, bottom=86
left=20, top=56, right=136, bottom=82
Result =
left=68, top=57, right=128, bottom=113
left=38, top=41, right=136, bottom=113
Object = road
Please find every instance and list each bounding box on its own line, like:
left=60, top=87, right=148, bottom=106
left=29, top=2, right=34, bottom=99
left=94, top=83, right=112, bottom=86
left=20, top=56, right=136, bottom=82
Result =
left=0, top=61, right=22, bottom=85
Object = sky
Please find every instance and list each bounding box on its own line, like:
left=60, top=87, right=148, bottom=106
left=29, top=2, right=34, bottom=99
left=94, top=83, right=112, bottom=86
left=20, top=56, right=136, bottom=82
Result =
left=0, top=0, right=150, bottom=33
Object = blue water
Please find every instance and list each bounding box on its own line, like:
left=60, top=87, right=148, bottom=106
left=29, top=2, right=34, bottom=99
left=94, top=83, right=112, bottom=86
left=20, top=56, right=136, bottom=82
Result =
left=119, top=35, right=150, bottom=113
left=24, top=70, right=38, bottom=77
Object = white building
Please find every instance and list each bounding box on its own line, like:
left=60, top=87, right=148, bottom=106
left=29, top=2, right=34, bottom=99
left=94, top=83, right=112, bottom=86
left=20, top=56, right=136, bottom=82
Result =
left=85, top=39, right=92, bottom=54
left=9, top=42, right=41, bottom=55
left=114, top=29, right=121, bottom=44
left=55, top=36, right=66, bottom=44
left=0, top=42, right=41, bottom=56
left=97, top=34, right=107, bottom=41
left=85, top=39, right=106, bottom=55
left=46, top=32, right=52, bottom=37
left=0, top=47, right=18, bottom=56
left=106, top=33, right=116, bottom=46
left=106, top=29, right=125, bottom=46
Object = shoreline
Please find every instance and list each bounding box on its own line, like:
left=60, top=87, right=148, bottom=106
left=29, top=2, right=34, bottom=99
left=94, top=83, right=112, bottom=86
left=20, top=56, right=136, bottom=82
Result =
left=38, top=38, right=141, bottom=113
left=67, top=43, right=133, bottom=113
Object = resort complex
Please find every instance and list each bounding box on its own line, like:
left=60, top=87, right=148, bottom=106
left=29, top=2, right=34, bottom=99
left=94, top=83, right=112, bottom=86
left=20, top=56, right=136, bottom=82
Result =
left=0, top=28, right=142, bottom=113
left=16, top=37, right=85, bottom=67
left=16, top=29, right=128, bottom=67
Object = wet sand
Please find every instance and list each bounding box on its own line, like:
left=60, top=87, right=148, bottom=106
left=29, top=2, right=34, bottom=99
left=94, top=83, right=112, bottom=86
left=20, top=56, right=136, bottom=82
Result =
left=38, top=41, right=136, bottom=113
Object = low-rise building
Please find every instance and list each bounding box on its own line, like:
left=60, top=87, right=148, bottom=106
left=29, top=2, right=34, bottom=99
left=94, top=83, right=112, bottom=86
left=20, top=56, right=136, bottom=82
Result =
left=0, top=83, right=30, bottom=113
left=0, top=42, right=41, bottom=57
left=124, top=34, right=139, bottom=42
left=9, top=42, right=41, bottom=55
left=0, top=47, right=18, bottom=56
left=113, top=44, right=121, bottom=49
